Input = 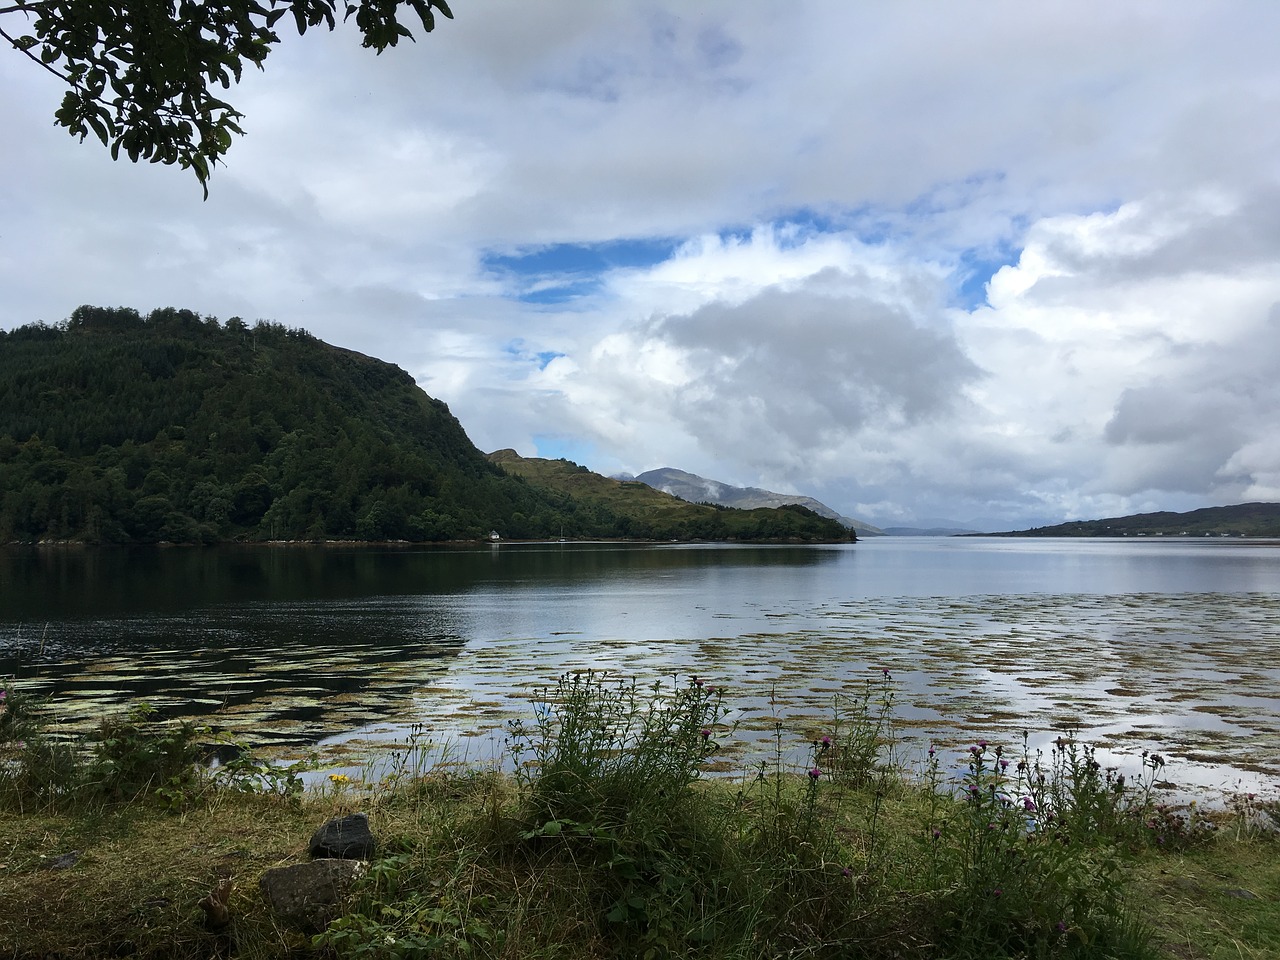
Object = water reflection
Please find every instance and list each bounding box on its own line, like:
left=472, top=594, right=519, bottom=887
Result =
left=2, top=540, right=1279, bottom=798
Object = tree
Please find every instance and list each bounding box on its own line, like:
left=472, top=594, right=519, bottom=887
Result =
left=0, top=0, right=453, bottom=196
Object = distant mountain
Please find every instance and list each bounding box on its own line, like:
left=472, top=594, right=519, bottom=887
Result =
left=630, top=467, right=883, bottom=536
left=984, top=502, right=1280, bottom=538
left=490, top=453, right=854, bottom=542
left=880, top=526, right=981, bottom=537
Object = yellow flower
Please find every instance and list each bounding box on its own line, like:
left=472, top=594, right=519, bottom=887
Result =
left=328, top=773, right=351, bottom=784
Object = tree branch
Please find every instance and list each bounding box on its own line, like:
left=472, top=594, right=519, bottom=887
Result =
left=0, top=23, right=75, bottom=87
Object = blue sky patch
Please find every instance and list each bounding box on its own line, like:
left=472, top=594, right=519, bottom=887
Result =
left=503, top=341, right=567, bottom=370
left=952, top=238, right=1022, bottom=311
left=533, top=434, right=598, bottom=467
left=483, top=237, right=680, bottom=304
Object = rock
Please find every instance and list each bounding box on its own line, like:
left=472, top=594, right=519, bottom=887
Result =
left=309, top=812, right=375, bottom=860
left=259, top=859, right=366, bottom=933
left=41, top=850, right=80, bottom=870
left=1224, top=888, right=1260, bottom=900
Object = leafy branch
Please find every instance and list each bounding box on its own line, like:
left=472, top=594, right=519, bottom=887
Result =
left=0, top=0, right=453, bottom=196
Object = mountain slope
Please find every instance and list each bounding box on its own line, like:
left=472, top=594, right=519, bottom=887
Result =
left=632, top=467, right=883, bottom=536
left=987, top=503, right=1280, bottom=538
left=490, top=451, right=855, bottom=542
left=0, top=306, right=598, bottom=543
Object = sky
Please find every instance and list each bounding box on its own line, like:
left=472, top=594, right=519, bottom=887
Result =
left=3, top=2, right=1280, bottom=529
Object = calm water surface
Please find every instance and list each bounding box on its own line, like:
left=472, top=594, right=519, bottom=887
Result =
left=2, top=538, right=1278, bottom=795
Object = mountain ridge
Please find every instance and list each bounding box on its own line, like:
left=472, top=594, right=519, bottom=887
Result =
left=628, top=467, right=884, bottom=536
left=981, top=502, right=1280, bottom=538
left=489, top=451, right=855, bottom=543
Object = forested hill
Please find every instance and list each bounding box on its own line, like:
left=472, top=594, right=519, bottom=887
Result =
left=0, top=307, right=856, bottom=545
left=987, top=502, right=1280, bottom=538
left=0, top=306, right=614, bottom=543
left=489, top=450, right=854, bottom=543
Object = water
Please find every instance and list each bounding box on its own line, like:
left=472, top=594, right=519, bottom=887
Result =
left=2, top=538, right=1278, bottom=795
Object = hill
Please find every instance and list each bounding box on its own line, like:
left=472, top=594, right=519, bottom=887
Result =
left=631, top=467, right=883, bottom=536
left=987, top=502, right=1280, bottom=538
left=0, top=306, right=856, bottom=545
left=489, top=451, right=855, bottom=542
left=0, top=306, right=618, bottom=544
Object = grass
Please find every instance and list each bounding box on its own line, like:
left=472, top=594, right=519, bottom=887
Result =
left=1, top=677, right=1278, bottom=960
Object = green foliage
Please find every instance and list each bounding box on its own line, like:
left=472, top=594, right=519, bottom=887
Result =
left=209, top=744, right=312, bottom=802
left=7, top=673, right=1266, bottom=959
left=508, top=672, right=729, bottom=827
left=0, top=685, right=309, bottom=814
left=0, top=0, right=453, bottom=195
left=0, top=308, right=618, bottom=544
left=0, top=308, right=854, bottom=545
left=490, top=450, right=856, bottom=543
left=87, top=704, right=206, bottom=801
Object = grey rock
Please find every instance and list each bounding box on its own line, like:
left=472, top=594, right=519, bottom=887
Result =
left=1224, top=888, right=1260, bottom=900
left=41, top=850, right=80, bottom=870
left=259, top=859, right=366, bottom=933
left=310, top=812, right=376, bottom=860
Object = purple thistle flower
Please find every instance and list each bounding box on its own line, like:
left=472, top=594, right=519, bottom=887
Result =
left=841, top=866, right=852, bottom=877
left=808, top=766, right=822, bottom=780
left=992, top=888, right=1002, bottom=899
left=1023, top=797, right=1037, bottom=812
left=700, top=728, right=711, bottom=739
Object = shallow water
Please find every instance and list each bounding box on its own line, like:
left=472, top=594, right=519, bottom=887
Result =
left=2, top=538, right=1278, bottom=797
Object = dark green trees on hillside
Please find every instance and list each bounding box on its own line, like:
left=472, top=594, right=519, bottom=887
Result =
left=1, top=306, right=853, bottom=545
left=0, top=306, right=601, bottom=543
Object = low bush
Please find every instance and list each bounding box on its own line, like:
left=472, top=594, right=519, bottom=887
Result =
left=7, top=673, right=1260, bottom=959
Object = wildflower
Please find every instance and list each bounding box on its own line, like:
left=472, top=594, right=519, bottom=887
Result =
left=1056, top=921, right=1068, bottom=934
left=700, top=728, right=711, bottom=739
left=977, top=739, right=988, bottom=749
left=931, top=828, right=941, bottom=840
left=927, top=745, right=935, bottom=758
left=999, top=759, right=1009, bottom=771
left=692, top=676, right=704, bottom=688
left=328, top=773, right=350, bottom=784
left=808, top=766, right=822, bottom=781
left=820, top=735, right=832, bottom=752
left=1022, top=797, right=1037, bottom=812
left=882, top=667, right=891, bottom=678
left=992, top=888, right=1002, bottom=898
left=841, top=866, right=852, bottom=877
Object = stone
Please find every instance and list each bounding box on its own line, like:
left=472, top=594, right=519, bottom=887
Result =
left=41, top=850, right=80, bottom=870
left=1224, top=888, right=1260, bottom=900
left=259, top=859, right=366, bottom=933
left=309, top=812, right=376, bottom=860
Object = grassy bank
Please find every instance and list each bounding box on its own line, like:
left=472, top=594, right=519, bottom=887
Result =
left=2, top=676, right=1277, bottom=960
